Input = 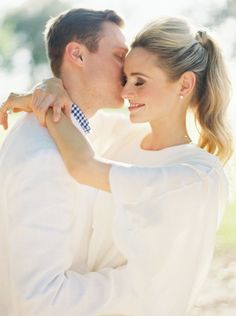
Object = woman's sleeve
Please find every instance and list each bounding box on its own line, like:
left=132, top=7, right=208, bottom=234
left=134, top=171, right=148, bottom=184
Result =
left=109, top=162, right=207, bottom=205
left=108, top=162, right=228, bottom=315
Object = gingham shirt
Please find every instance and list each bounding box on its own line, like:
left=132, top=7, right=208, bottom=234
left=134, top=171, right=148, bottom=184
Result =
left=71, top=103, right=91, bottom=134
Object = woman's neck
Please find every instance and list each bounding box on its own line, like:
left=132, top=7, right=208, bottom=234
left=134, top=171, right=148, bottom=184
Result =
left=141, top=118, right=191, bottom=151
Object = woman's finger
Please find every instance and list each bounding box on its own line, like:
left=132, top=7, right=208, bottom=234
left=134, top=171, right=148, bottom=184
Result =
left=0, top=112, right=9, bottom=130
left=52, top=102, right=64, bottom=122
left=33, top=94, right=56, bottom=126
left=64, top=101, right=73, bottom=120
left=0, top=97, right=13, bottom=129
left=0, top=93, right=32, bottom=130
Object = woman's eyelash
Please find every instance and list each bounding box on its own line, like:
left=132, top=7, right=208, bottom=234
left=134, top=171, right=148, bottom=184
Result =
left=135, top=80, right=145, bottom=86
left=121, top=76, right=145, bottom=87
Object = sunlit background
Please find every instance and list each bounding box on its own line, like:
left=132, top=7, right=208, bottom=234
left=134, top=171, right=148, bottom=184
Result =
left=0, top=0, right=236, bottom=315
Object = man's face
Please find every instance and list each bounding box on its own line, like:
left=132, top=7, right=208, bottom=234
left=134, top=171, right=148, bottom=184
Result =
left=83, top=21, right=128, bottom=110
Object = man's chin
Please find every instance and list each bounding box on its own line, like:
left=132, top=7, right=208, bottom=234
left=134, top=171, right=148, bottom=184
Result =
left=102, top=100, right=124, bottom=110
left=112, top=98, right=125, bottom=109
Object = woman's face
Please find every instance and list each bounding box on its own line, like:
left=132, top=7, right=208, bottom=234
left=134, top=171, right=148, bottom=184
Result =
left=122, top=47, right=183, bottom=124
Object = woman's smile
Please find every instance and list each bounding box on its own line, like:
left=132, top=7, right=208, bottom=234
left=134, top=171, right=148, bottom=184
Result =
left=128, top=102, right=146, bottom=111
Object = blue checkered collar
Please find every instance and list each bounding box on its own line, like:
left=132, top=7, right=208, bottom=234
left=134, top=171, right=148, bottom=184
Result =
left=71, top=103, right=91, bottom=134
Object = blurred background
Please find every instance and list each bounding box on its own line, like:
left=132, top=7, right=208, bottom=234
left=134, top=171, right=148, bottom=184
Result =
left=0, top=0, right=235, bottom=314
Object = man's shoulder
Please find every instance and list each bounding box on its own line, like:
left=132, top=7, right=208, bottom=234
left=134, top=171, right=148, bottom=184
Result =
left=2, top=113, right=57, bottom=150
left=0, top=113, right=59, bottom=170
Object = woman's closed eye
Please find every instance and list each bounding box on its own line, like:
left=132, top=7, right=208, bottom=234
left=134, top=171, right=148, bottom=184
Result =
left=121, top=75, right=146, bottom=87
left=135, top=78, right=145, bottom=86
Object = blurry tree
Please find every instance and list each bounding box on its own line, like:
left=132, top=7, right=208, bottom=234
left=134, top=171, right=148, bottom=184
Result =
left=209, top=0, right=236, bottom=57
left=0, top=0, right=70, bottom=71
left=207, top=0, right=236, bottom=25
left=182, top=0, right=236, bottom=58
left=232, top=0, right=236, bottom=12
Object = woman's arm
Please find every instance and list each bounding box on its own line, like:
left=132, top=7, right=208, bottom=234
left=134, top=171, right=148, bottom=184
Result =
left=0, top=78, right=72, bottom=129
left=0, top=93, right=32, bottom=129
left=46, top=109, right=112, bottom=192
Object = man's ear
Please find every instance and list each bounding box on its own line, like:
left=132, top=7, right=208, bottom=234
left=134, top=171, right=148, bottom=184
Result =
left=179, top=71, right=196, bottom=98
left=65, top=42, right=85, bottom=66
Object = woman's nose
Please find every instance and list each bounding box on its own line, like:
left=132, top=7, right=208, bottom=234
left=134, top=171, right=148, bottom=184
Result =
left=121, top=84, right=134, bottom=99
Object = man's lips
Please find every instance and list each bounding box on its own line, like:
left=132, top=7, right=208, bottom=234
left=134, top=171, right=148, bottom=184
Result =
left=128, top=102, right=145, bottom=111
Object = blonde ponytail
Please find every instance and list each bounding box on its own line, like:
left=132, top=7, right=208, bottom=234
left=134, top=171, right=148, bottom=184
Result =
left=194, top=31, right=233, bottom=164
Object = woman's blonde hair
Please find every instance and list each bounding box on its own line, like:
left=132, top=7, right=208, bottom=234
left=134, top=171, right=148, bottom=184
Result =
left=132, top=17, right=233, bottom=163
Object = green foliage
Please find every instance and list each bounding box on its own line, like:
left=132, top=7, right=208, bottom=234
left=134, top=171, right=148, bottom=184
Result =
left=217, top=200, right=236, bottom=248
left=0, top=0, right=70, bottom=69
left=0, top=21, right=19, bottom=68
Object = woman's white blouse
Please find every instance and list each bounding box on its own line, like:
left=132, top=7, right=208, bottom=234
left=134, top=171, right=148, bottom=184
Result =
left=108, top=141, right=228, bottom=315
left=89, top=113, right=229, bottom=315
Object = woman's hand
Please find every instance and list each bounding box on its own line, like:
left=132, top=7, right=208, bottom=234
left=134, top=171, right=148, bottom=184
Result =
left=32, top=78, right=72, bottom=126
left=0, top=93, right=32, bottom=129
left=0, top=78, right=72, bottom=130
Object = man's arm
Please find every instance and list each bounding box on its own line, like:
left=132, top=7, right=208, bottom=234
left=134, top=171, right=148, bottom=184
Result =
left=8, top=149, right=138, bottom=316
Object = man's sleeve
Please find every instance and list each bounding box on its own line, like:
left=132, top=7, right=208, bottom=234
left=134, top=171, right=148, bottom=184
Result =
left=8, top=149, right=138, bottom=316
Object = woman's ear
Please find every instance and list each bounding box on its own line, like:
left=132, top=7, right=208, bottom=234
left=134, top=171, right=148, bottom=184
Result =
left=65, top=42, right=85, bottom=66
left=179, top=71, right=196, bottom=98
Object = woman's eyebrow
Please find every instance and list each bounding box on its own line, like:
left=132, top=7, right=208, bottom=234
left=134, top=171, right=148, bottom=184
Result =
left=130, top=72, right=151, bottom=78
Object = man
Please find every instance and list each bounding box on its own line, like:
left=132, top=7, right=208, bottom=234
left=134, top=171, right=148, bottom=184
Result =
left=0, top=8, right=140, bottom=316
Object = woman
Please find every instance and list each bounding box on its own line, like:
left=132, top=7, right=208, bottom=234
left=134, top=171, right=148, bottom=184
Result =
left=0, top=17, right=233, bottom=315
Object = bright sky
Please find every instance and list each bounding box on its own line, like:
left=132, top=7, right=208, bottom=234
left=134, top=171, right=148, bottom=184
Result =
left=0, top=0, right=226, bottom=10
left=0, top=0, right=228, bottom=21
left=0, top=0, right=229, bottom=41
left=0, top=0, right=230, bottom=49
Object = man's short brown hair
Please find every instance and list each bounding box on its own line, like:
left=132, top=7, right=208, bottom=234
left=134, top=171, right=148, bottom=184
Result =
left=44, top=8, right=124, bottom=77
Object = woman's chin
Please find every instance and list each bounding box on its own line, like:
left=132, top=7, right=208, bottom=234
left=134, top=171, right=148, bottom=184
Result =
left=129, top=114, right=146, bottom=124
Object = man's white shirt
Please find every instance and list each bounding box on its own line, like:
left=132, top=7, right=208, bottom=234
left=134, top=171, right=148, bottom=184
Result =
left=0, top=112, right=136, bottom=316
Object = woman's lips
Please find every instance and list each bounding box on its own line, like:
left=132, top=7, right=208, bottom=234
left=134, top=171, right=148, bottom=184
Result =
left=128, top=103, right=145, bottom=111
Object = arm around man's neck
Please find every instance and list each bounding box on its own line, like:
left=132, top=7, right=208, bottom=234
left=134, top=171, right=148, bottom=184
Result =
left=46, top=108, right=112, bottom=192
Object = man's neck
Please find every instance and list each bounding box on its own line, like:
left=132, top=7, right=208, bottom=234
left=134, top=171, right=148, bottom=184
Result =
left=60, top=72, right=97, bottom=119
left=66, top=88, right=97, bottom=119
